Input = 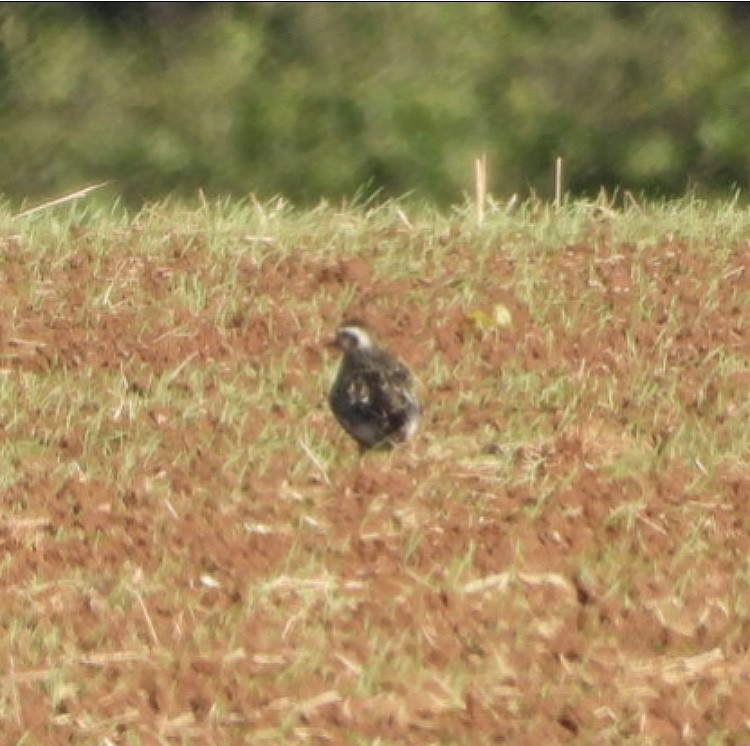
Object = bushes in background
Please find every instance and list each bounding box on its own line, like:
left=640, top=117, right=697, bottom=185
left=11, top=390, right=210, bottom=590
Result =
left=1, top=4, right=749, bottom=205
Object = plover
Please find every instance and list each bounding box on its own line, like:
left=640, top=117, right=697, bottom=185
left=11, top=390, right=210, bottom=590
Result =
left=328, top=321, right=421, bottom=449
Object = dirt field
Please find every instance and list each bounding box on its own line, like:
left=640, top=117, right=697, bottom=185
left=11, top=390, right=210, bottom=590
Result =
left=1, top=202, right=750, bottom=743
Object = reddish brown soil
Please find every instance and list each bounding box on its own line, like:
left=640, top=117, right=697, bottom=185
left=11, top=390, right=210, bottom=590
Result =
left=1, top=223, right=750, bottom=742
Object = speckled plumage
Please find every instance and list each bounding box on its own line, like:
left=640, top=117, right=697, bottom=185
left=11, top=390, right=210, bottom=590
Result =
left=329, top=323, right=421, bottom=449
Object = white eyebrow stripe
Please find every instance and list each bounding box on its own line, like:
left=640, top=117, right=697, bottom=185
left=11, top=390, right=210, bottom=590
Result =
left=339, top=326, right=374, bottom=348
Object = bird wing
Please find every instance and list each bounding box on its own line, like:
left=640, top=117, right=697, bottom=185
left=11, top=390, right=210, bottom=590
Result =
left=357, top=357, right=419, bottom=427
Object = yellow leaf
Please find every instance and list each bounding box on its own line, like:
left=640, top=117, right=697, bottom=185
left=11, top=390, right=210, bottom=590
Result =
left=493, top=303, right=513, bottom=328
left=466, top=309, right=493, bottom=331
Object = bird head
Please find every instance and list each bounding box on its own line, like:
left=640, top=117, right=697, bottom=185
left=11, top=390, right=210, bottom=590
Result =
left=331, top=321, right=375, bottom=353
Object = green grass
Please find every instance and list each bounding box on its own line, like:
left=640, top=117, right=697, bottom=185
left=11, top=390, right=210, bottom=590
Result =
left=1, top=194, right=750, bottom=741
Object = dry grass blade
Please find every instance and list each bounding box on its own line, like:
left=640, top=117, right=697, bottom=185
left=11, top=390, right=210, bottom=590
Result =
left=475, top=153, right=487, bottom=226
left=463, top=571, right=575, bottom=596
left=298, top=438, right=331, bottom=484
left=14, top=181, right=110, bottom=218
left=130, top=588, right=160, bottom=646
left=554, top=155, right=563, bottom=209
left=296, top=690, right=342, bottom=715
left=626, top=648, right=726, bottom=685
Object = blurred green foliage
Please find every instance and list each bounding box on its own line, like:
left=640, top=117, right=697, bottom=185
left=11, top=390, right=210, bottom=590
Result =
left=1, top=3, right=750, bottom=206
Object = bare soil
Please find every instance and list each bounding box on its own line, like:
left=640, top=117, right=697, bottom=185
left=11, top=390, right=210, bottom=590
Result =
left=2, top=224, right=750, bottom=743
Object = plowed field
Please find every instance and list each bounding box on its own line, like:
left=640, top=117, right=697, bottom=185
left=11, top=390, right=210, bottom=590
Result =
left=2, top=200, right=750, bottom=743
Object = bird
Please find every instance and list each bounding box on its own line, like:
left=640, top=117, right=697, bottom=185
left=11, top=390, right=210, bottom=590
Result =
left=328, top=321, right=421, bottom=450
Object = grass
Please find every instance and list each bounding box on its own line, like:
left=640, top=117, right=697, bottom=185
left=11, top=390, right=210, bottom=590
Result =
left=1, top=193, right=750, bottom=741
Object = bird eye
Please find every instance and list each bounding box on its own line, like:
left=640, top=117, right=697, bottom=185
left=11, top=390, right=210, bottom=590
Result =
left=338, top=329, right=358, bottom=348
